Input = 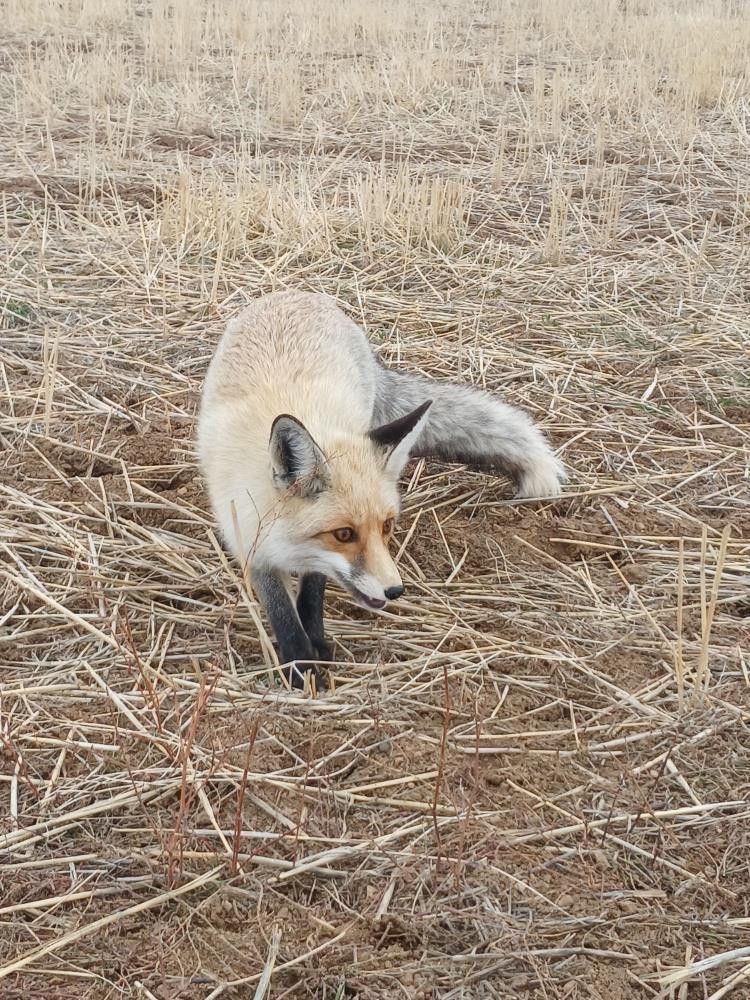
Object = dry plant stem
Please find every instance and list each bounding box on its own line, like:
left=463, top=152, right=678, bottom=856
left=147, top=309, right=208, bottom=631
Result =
left=230, top=718, right=259, bottom=876
left=431, top=661, right=451, bottom=871
left=692, top=523, right=731, bottom=704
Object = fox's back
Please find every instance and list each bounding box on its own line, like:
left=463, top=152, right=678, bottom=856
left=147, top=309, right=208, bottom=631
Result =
left=200, top=290, right=376, bottom=432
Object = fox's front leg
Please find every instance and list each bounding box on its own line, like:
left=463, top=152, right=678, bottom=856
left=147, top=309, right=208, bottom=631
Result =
left=296, top=573, right=333, bottom=662
left=251, top=567, right=324, bottom=690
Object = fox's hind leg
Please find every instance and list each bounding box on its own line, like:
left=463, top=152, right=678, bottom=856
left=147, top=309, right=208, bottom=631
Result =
left=251, top=567, right=324, bottom=690
left=297, top=573, right=334, bottom=662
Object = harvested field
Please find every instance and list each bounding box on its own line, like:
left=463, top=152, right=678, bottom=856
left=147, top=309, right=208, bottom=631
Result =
left=1, top=0, right=750, bottom=997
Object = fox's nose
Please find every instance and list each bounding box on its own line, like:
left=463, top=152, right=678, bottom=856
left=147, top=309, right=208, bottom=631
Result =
left=384, top=585, right=404, bottom=601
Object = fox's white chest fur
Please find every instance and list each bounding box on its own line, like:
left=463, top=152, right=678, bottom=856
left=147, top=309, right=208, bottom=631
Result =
left=198, top=290, right=564, bottom=688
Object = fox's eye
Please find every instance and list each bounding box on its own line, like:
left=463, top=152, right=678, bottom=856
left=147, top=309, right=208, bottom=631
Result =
left=383, top=518, right=394, bottom=535
left=333, top=527, right=356, bottom=543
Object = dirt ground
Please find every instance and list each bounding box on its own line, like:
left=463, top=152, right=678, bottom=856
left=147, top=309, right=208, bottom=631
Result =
left=1, top=1, right=749, bottom=998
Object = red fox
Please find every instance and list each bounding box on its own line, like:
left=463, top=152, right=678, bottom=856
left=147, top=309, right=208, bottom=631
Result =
left=198, top=290, right=564, bottom=688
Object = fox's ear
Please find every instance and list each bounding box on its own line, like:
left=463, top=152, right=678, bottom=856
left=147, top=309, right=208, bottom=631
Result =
left=270, top=415, right=330, bottom=497
left=369, top=399, right=432, bottom=479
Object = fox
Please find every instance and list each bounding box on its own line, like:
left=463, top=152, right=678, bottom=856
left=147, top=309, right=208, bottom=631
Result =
left=197, top=290, right=565, bottom=689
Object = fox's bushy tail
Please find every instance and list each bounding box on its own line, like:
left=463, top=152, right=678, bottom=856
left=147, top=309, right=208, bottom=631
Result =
left=372, top=366, right=565, bottom=498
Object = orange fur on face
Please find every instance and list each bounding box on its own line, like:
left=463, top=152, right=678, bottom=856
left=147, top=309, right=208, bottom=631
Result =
left=358, top=517, right=398, bottom=583
left=269, top=432, right=403, bottom=592
left=318, top=514, right=395, bottom=566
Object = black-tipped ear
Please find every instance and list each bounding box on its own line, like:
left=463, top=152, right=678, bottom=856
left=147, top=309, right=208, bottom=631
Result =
left=369, top=399, right=433, bottom=449
left=369, top=399, right=432, bottom=478
left=270, top=415, right=330, bottom=497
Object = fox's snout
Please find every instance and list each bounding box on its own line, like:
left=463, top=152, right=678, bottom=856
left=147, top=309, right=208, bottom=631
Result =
left=352, top=539, right=405, bottom=608
left=351, top=582, right=404, bottom=611
left=346, top=578, right=405, bottom=610
left=335, top=538, right=406, bottom=611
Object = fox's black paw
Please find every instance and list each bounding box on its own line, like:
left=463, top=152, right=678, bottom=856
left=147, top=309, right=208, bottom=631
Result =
left=310, top=636, right=334, bottom=662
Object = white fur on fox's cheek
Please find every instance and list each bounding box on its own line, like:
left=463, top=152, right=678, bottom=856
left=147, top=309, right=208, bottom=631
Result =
left=316, top=551, right=352, bottom=580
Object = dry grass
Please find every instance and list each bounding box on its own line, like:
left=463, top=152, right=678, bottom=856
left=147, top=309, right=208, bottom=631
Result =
left=1, top=0, right=750, bottom=997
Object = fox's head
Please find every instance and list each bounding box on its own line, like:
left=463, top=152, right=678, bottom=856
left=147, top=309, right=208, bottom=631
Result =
left=267, top=401, right=432, bottom=610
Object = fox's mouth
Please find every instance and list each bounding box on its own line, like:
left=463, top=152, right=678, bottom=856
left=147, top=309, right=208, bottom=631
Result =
left=337, top=577, right=386, bottom=611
